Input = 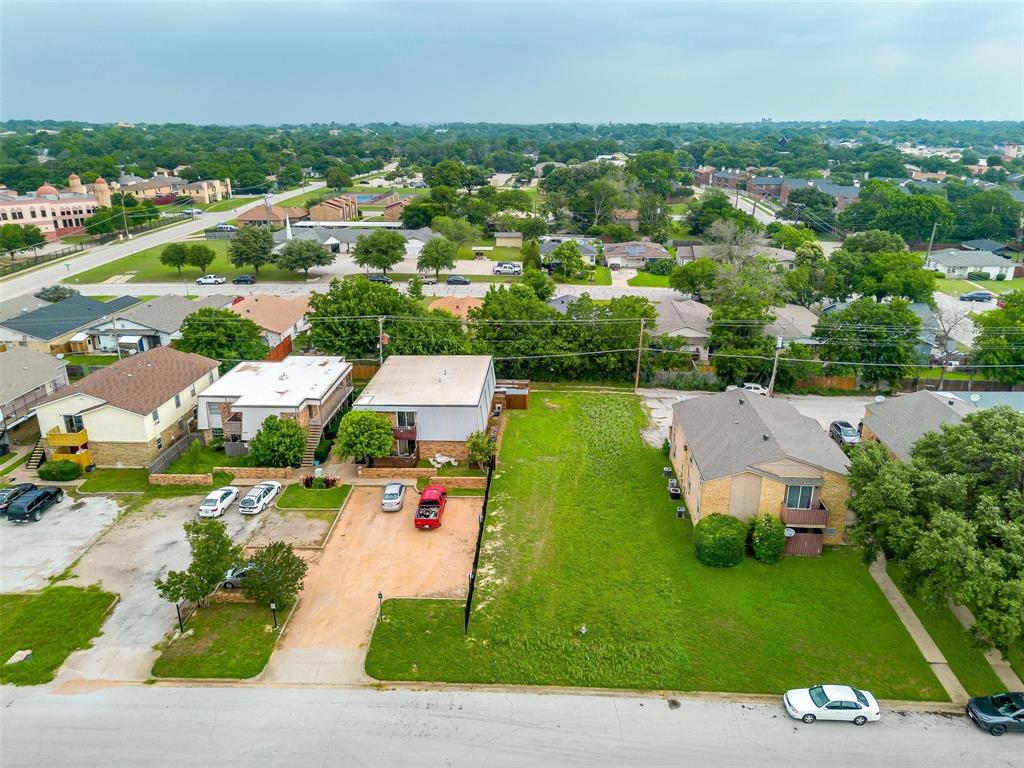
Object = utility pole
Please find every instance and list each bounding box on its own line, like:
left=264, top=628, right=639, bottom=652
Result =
left=633, top=318, right=646, bottom=393
left=926, top=221, right=938, bottom=261
left=113, top=315, right=123, bottom=360
left=766, top=335, right=784, bottom=396
left=377, top=316, right=385, bottom=365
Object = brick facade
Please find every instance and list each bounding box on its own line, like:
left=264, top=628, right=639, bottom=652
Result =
left=149, top=472, right=213, bottom=486
left=418, top=440, right=469, bottom=461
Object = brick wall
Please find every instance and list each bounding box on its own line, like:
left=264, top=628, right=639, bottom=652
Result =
left=149, top=472, right=212, bottom=486
left=358, top=466, right=434, bottom=479
left=757, top=477, right=786, bottom=516
left=87, top=441, right=160, bottom=468
left=216, top=466, right=295, bottom=480
left=818, top=470, right=851, bottom=545
left=698, top=477, right=733, bottom=519
left=419, top=440, right=469, bottom=461
left=432, top=475, right=486, bottom=488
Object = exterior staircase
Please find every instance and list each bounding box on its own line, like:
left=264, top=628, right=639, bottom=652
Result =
left=25, top=439, right=45, bottom=470
left=301, top=421, right=323, bottom=468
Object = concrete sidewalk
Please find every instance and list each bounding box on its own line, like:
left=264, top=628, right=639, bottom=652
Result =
left=948, top=602, right=1024, bottom=690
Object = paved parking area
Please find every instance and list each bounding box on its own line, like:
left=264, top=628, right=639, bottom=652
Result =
left=0, top=495, right=120, bottom=592
left=262, top=484, right=480, bottom=685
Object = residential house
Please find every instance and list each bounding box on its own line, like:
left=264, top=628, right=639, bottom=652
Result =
left=0, top=295, right=49, bottom=323
left=32, top=346, right=220, bottom=468
left=694, top=165, right=716, bottom=186
left=0, top=295, right=137, bottom=353
left=612, top=209, right=640, bottom=232
left=960, top=239, right=1010, bottom=257
left=308, top=195, right=359, bottom=222
left=539, top=236, right=599, bottom=266
left=273, top=225, right=438, bottom=258
left=0, top=347, right=70, bottom=448
left=197, top=356, right=353, bottom=465
left=860, top=390, right=975, bottom=462
left=653, top=300, right=712, bottom=362
left=748, top=176, right=785, bottom=201
left=494, top=232, right=523, bottom=248
left=236, top=204, right=308, bottom=228
left=767, top=304, right=820, bottom=345
left=546, top=295, right=576, bottom=314
left=923, top=248, right=1015, bottom=279
left=85, top=295, right=231, bottom=353
left=710, top=169, right=750, bottom=190
left=823, top=301, right=950, bottom=363
left=778, top=179, right=860, bottom=211
left=226, top=295, right=310, bottom=347
left=353, top=355, right=497, bottom=463
left=674, top=243, right=796, bottom=270
left=383, top=198, right=411, bottom=221
left=604, top=241, right=671, bottom=269
left=669, top=390, right=851, bottom=556
left=427, top=297, right=483, bottom=320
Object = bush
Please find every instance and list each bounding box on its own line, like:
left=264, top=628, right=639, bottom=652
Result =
left=750, top=513, right=785, bottom=564
left=647, top=258, right=676, bottom=276
left=37, top=460, right=83, bottom=482
left=301, top=474, right=339, bottom=489
left=967, top=271, right=988, bottom=281
left=995, top=273, right=1006, bottom=281
left=693, top=514, right=747, bottom=567
left=313, top=438, right=332, bottom=464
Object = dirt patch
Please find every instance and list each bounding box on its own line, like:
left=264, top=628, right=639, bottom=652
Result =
left=246, top=508, right=335, bottom=549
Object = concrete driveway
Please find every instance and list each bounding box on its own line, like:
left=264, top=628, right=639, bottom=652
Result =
left=55, top=496, right=252, bottom=684
left=263, top=484, right=480, bottom=685
left=0, top=495, right=119, bottom=592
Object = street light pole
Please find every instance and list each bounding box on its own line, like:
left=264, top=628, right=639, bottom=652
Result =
left=270, top=602, right=278, bottom=629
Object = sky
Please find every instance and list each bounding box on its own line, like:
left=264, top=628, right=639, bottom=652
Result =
left=2, top=0, right=1022, bottom=124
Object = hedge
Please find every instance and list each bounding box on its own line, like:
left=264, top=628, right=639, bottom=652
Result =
left=967, top=271, right=989, bottom=281
left=37, top=460, right=83, bottom=482
left=750, top=513, right=785, bottom=564
left=693, top=513, right=747, bottom=567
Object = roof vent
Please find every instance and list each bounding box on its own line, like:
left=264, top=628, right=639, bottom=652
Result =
left=762, top=433, right=770, bottom=441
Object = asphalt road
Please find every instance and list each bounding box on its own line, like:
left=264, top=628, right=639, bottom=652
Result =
left=1, top=685, right=1015, bottom=768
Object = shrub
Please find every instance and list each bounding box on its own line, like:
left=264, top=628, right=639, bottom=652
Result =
left=247, top=415, right=306, bottom=468
left=301, top=474, right=339, bottom=489
left=37, top=459, right=83, bottom=482
left=967, top=271, right=988, bottom=281
left=313, top=438, right=332, bottom=464
left=750, top=513, right=785, bottom=564
left=693, top=514, right=747, bottom=567
left=465, top=430, right=496, bottom=468
left=647, top=258, right=676, bottom=276
left=995, top=273, right=1006, bottom=281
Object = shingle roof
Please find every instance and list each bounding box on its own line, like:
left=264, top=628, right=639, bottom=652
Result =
left=672, top=390, right=849, bottom=480
left=540, top=238, right=598, bottom=257
left=272, top=226, right=437, bottom=247
left=0, top=295, right=137, bottom=341
left=108, top=295, right=231, bottom=334
left=0, top=295, right=49, bottom=323
left=654, top=300, right=711, bottom=336
left=927, top=249, right=1011, bottom=268
left=35, top=345, right=219, bottom=416
left=960, top=239, right=1006, bottom=253
left=0, top=347, right=67, bottom=404
left=427, top=296, right=483, bottom=320
left=227, top=295, right=310, bottom=334
left=861, top=390, right=974, bottom=462
left=547, top=295, right=575, bottom=314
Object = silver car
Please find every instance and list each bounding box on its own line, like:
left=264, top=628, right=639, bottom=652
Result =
left=381, top=482, right=407, bottom=512
left=222, top=565, right=250, bottom=589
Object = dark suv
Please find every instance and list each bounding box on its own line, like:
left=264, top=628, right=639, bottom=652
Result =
left=7, top=487, right=64, bottom=522
left=0, top=483, right=36, bottom=515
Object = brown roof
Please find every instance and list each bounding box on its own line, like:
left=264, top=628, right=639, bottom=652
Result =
left=236, top=205, right=307, bottom=223
left=613, top=208, right=639, bottom=220
left=37, top=345, right=218, bottom=416
left=228, top=295, right=310, bottom=333
left=428, top=296, right=483, bottom=320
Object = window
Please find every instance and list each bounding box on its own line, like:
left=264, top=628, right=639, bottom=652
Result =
left=208, top=372, right=215, bottom=384
left=190, top=385, right=196, bottom=397
left=155, top=436, right=163, bottom=451
left=396, top=411, right=416, bottom=427
left=151, top=409, right=160, bottom=425
left=212, top=428, right=224, bottom=438
left=785, top=485, right=813, bottom=509
left=174, top=394, right=181, bottom=408
left=62, top=414, right=84, bottom=433
left=207, top=402, right=220, bottom=417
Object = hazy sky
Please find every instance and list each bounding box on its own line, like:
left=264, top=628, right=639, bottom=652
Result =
left=2, top=1, right=1022, bottom=124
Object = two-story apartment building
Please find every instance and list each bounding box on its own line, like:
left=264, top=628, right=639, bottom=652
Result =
left=0, top=346, right=70, bottom=449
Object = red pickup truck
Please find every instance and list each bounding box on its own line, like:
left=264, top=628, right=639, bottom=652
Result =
left=415, top=484, right=447, bottom=529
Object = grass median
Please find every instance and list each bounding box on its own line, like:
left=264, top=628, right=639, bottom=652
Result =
left=276, top=484, right=351, bottom=509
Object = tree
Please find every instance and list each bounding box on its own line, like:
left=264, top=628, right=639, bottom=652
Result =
left=159, top=242, right=191, bottom=275
left=401, top=199, right=442, bottom=229
left=829, top=248, right=935, bottom=303
left=275, top=238, right=334, bottom=277
left=973, top=290, right=1024, bottom=385
left=768, top=223, right=818, bottom=252
left=550, top=240, right=585, bottom=278
left=430, top=216, right=480, bottom=250
left=573, top=179, right=620, bottom=228
left=841, top=229, right=907, bottom=254
left=324, top=167, right=352, bottom=190
left=155, top=520, right=243, bottom=607
left=521, top=267, right=555, bottom=301
left=637, top=193, right=669, bottom=238
left=686, top=188, right=760, bottom=235
left=247, top=415, right=306, bottom=468
left=34, top=285, right=78, bottom=302
left=465, top=430, right=496, bottom=469
left=175, top=307, right=267, bottom=372
left=352, top=230, right=406, bottom=274
left=625, top=151, right=681, bottom=196
left=229, top=226, right=274, bottom=274
left=669, top=258, right=717, bottom=301
left=425, top=159, right=471, bottom=191
left=777, top=186, right=837, bottom=230
left=279, top=163, right=303, bottom=188
left=838, top=181, right=955, bottom=242
left=417, top=237, right=458, bottom=279
left=241, top=541, right=308, bottom=607
left=334, top=410, right=394, bottom=466
left=186, top=244, right=216, bottom=274
left=812, top=298, right=922, bottom=385
left=521, top=238, right=542, bottom=270
left=407, top=273, right=424, bottom=300
left=0, top=223, right=44, bottom=257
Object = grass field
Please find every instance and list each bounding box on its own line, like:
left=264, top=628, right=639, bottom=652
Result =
left=151, top=602, right=283, bottom=679
left=1007, top=644, right=1024, bottom=681
left=276, top=484, right=352, bottom=510
left=203, top=196, right=259, bottom=212
left=78, top=467, right=234, bottom=498
left=558, top=265, right=612, bottom=286
left=274, top=187, right=338, bottom=208
left=970, top=277, right=1024, bottom=295
left=627, top=271, right=671, bottom=287
left=63, top=354, right=119, bottom=367
left=166, top=445, right=251, bottom=474
left=68, top=239, right=306, bottom=284
left=366, top=391, right=944, bottom=700
left=887, top=563, right=1003, bottom=697
left=0, top=587, right=116, bottom=685
left=935, top=278, right=974, bottom=297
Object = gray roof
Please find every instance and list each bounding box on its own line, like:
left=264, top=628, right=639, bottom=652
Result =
left=540, top=238, right=598, bottom=258
left=0, top=295, right=137, bottom=341
left=1011, top=190, right=1024, bottom=203
left=547, top=295, right=575, bottom=314
left=814, top=181, right=860, bottom=199
left=767, top=304, right=819, bottom=340
left=960, top=239, right=1006, bottom=253
left=939, top=390, right=1024, bottom=413
left=273, top=226, right=438, bottom=249
left=0, top=346, right=67, bottom=404
left=672, top=390, right=850, bottom=481
left=751, top=176, right=785, bottom=186
left=927, top=248, right=1011, bottom=268
left=0, top=295, right=50, bottom=323
left=654, top=300, right=711, bottom=336
left=102, top=294, right=231, bottom=334
left=862, top=390, right=974, bottom=462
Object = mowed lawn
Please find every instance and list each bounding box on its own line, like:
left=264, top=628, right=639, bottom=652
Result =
left=627, top=271, right=671, bottom=287
left=69, top=239, right=307, bottom=284
left=366, top=392, right=944, bottom=700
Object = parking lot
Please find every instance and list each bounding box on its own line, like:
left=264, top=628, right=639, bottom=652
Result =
left=262, top=484, right=480, bottom=685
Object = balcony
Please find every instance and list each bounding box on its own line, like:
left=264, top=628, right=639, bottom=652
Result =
left=223, top=414, right=242, bottom=438
left=47, top=426, right=88, bottom=447
left=309, top=383, right=355, bottom=428
left=53, top=449, right=92, bottom=469
left=392, top=424, right=417, bottom=441
left=780, top=499, right=829, bottom=528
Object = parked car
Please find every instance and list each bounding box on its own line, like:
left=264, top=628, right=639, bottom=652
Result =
left=198, top=486, right=240, bottom=518
left=183, top=208, right=205, bottom=216
left=0, top=483, right=36, bottom=515
left=741, top=382, right=769, bottom=396
left=238, top=481, right=282, bottom=515
left=966, top=692, right=1024, bottom=736
left=381, top=482, right=407, bottom=512
left=232, top=274, right=256, bottom=285
left=7, top=487, right=64, bottom=523
left=222, top=565, right=250, bottom=589
left=829, top=420, right=862, bottom=446
left=367, top=274, right=393, bottom=285
left=446, top=275, right=470, bottom=286
left=196, top=274, right=227, bottom=285
left=415, top=484, right=447, bottom=529
left=215, top=223, right=237, bottom=232
left=418, top=273, right=438, bottom=285
left=784, top=685, right=880, bottom=726
left=493, top=262, right=523, bottom=276
left=960, top=290, right=995, bottom=302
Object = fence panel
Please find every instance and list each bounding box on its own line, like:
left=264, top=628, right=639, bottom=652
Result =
left=0, top=244, right=86, bottom=277
left=149, top=432, right=205, bottom=474
left=464, top=455, right=496, bottom=634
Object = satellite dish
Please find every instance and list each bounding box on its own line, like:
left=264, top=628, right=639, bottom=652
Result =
left=970, top=394, right=981, bottom=403
left=784, top=527, right=797, bottom=538
left=874, top=395, right=886, bottom=403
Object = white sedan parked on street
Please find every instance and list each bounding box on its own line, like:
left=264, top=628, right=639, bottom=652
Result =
left=784, top=684, right=881, bottom=725
left=198, top=486, right=240, bottom=518
left=238, top=481, right=282, bottom=515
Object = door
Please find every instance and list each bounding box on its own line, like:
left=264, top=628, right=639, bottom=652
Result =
left=822, top=701, right=847, bottom=721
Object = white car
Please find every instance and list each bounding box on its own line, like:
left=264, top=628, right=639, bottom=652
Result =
left=198, top=486, right=239, bottom=518
left=741, top=382, right=769, bottom=396
left=238, top=481, right=282, bottom=515
left=196, top=274, right=226, bottom=285
left=381, top=482, right=407, bottom=512
left=784, top=685, right=881, bottom=726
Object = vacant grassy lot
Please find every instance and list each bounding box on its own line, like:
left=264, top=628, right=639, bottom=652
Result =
left=69, top=239, right=306, bottom=284
left=366, top=392, right=944, bottom=699
left=0, top=587, right=116, bottom=685
left=558, top=265, right=612, bottom=286
left=167, top=445, right=250, bottom=474
left=78, top=467, right=233, bottom=498
left=457, top=242, right=523, bottom=262
left=970, top=277, right=1024, bottom=294
left=276, top=484, right=351, bottom=509
left=151, top=602, right=282, bottom=679
left=627, top=271, right=671, bottom=287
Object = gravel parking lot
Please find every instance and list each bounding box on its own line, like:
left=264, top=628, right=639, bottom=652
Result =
left=246, top=507, right=337, bottom=549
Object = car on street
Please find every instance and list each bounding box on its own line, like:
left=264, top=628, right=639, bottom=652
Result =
left=6, top=486, right=64, bottom=523
left=238, top=481, right=282, bottom=515
left=183, top=208, right=205, bottom=216
left=215, top=223, right=237, bottom=232
left=222, top=564, right=251, bottom=589
left=966, top=692, right=1024, bottom=736
left=232, top=274, right=256, bottom=284
left=415, top=484, right=447, bottom=529
left=0, top=483, right=36, bottom=515
left=367, top=274, right=393, bottom=284
left=493, top=262, right=523, bottom=276
left=381, top=482, right=407, bottom=512
left=196, top=274, right=227, bottom=285
left=784, top=685, right=880, bottom=726
left=198, top=486, right=240, bottom=518
left=418, top=273, right=437, bottom=285
left=446, top=275, right=470, bottom=285
left=829, top=420, right=862, bottom=446
left=741, top=382, right=769, bottom=396
left=960, top=290, right=995, bottom=302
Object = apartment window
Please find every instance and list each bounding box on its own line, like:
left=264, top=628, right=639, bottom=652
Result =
left=207, top=402, right=220, bottom=417
left=29, top=209, right=37, bottom=218
left=155, top=436, right=163, bottom=451
left=62, top=414, right=84, bottom=433
left=151, top=409, right=160, bottom=425
left=208, top=372, right=215, bottom=384
left=785, top=485, right=814, bottom=509
left=396, top=411, right=416, bottom=427
left=174, top=394, right=181, bottom=408
left=190, top=385, right=196, bottom=397
left=211, top=428, right=224, bottom=438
